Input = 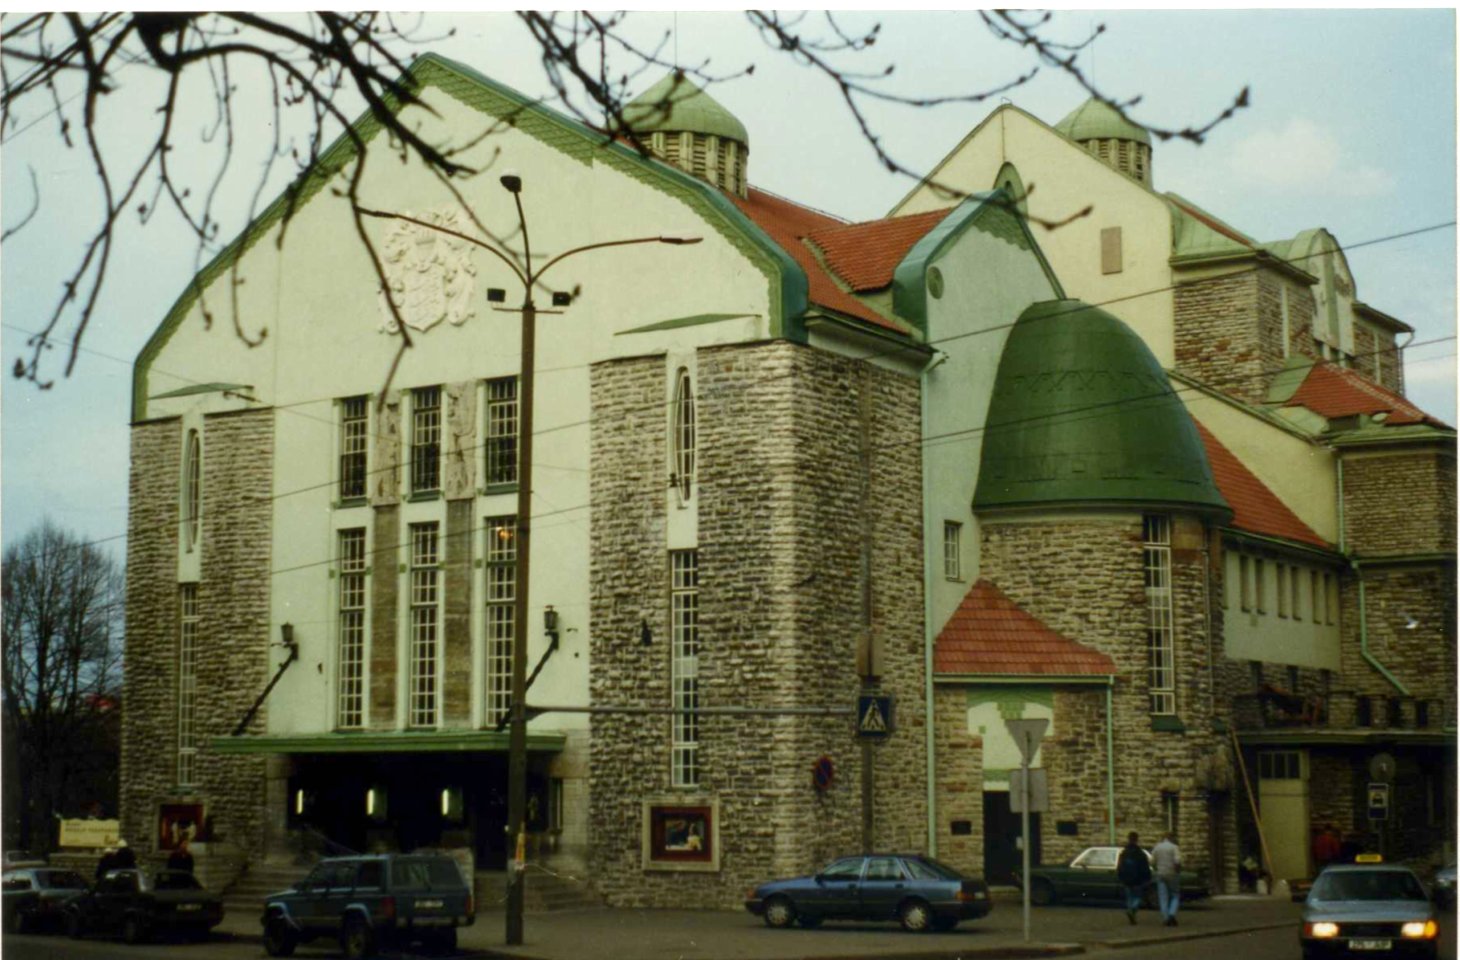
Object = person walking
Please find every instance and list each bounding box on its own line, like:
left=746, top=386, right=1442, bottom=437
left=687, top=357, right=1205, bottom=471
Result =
left=1151, top=832, right=1182, bottom=927
left=1116, top=831, right=1153, bottom=925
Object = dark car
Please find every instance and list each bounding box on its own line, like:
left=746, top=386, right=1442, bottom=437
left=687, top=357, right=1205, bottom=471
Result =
left=3, top=868, right=89, bottom=933
left=1301, top=864, right=1440, bottom=960
left=744, top=853, right=992, bottom=932
left=64, top=869, right=222, bottom=944
left=1020, top=845, right=1209, bottom=907
left=261, top=853, right=475, bottom=959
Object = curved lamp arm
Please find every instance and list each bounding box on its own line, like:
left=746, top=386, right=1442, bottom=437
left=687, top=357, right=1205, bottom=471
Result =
left=535, top=236, right=702, bottom=285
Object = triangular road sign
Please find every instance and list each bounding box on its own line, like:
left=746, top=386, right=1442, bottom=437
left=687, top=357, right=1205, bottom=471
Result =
left=1005, top=717, right=1049, bottom=764
left=860, top=700, right=888, bottom=733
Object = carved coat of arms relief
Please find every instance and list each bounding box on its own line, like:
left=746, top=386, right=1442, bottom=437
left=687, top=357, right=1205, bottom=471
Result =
left=377, top=208, right=479, bottom=334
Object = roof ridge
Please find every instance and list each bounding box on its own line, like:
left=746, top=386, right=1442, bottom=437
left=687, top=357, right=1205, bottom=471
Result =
left=746, top=186, right=848, bottom=227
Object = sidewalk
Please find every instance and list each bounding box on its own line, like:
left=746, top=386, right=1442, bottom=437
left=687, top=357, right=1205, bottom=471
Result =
left=218, top=894, right=1301, bottom=959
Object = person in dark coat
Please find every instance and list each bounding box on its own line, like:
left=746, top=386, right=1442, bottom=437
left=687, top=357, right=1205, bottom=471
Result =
left=166, top=837, right=195, bottom=874
left=113, top=839, right=137, bottom=870
left=1116, top=831, right=1153, bottom=925
left=95, top=846, right=118, bottom=882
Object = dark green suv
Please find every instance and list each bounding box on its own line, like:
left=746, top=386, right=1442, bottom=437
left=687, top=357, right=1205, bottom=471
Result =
left=260, top=854, right=474, bottom=958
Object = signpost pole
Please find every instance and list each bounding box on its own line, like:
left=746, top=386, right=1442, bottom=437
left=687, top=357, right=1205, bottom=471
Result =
left=1021, top=733, right=1031, bottom=944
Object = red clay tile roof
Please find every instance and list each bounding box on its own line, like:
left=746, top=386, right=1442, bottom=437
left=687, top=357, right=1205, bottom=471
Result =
left=807, top=209, right=951, bottom=293
left=1195, top=422, right=1330, bottom=550
left=934, top=579, right=1116, bottom=677
left=730, top=188, right=909, bottom=333
left=1284, top=361, right=1448, bottom=428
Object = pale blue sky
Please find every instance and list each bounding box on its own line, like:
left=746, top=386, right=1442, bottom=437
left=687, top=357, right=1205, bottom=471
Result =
left=2, top=10, right=1454, bottom=556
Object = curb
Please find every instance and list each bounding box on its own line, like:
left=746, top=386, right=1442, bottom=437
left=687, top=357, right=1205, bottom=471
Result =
left=1088, top=919, right=1294, bottom=950
left=471, top=945, right=1088, bottom=960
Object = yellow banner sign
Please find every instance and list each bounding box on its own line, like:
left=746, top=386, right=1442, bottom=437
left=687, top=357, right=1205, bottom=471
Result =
left=59, top=819, right=120, bottom=849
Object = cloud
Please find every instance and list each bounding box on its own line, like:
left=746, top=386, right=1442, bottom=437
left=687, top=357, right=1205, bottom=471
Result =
left=1227, top=118, right=1396, bottom=198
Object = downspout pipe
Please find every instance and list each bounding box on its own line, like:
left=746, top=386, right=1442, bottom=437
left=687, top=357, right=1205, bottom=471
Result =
left=1106, top=679, right=1116, bottom=844
left=1356, top=561, right=1411, bottom=696
left=921, top=350, right=947, bottom=856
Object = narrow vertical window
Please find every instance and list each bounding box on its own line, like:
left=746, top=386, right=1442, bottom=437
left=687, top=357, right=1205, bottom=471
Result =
left=182, top=429, right=201, bottom=552
left=1277, top=564, right=1289, bottom=618
left=943, top=522, right=962, bottom=579
left=1291, top=566, right=1302, bottom=621
left=1239, top=555, right=1251, bottom=612
left=411, top=386, right=441, bottom=495
left=408, top=523, right=440, bottom=727
left=1254, top=558, right=1267, bottom=614
left=1324, top=573, right=1337, bottom=625
left=177, top=584, right=199, bottom=788
left=1143, top=515, right=1175, bottom=716
left=336, top=529, right=367, bottom=729
left=1161, top=791, right=1179, bottom=837
left=671, top=550, right=700, bottom=787
left=484, top=517, right=517, bottom=726
left=485, top=378, right=519, bottom=487
left=339, top=396, right=369, bottom=500
left=672, top=369, right=696, bottom=502
left=1311, top=570, right=1321, bottom=622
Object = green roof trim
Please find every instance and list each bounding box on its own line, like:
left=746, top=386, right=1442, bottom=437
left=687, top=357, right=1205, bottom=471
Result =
left=617, top=313, right=759, bottom=335
left=890, top=189, right=1064, bottom=335
left=1325, top=422, right=1457, bottom=447
left=622, top=72, right=748, bottom=142
left=1265, top=356, right=1317, bottom=405
left=133, top=53, right=808, bottom=421
left=150, top=382, right=253, bottom=400
left=209, top=730, right=567, bottom=755
left=974, top=299, right=1231, bottom=516
left=1054, top=98, right=1152, bottom=146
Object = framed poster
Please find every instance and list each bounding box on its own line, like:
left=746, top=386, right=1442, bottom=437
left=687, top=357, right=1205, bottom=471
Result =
left=642, top=799, right=720, bottom=872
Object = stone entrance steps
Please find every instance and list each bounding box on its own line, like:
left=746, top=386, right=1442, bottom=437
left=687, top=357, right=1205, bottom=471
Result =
left=476, top=867, right=602, bottom=912
left=221, top=862, right=311, bottom=919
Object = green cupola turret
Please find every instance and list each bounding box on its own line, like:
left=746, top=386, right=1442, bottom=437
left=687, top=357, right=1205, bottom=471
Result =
left=974, top=300, right=1229, bottom=516
left=623, top=72, right=749, bottom=198
left=1054, top=98, right=1152, bottom=186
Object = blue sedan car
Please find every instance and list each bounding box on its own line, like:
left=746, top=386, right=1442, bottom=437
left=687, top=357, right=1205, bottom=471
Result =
left=745, top=854, right=992, bottom=932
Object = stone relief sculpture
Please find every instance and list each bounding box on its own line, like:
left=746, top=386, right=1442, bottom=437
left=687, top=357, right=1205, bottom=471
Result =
left=444, top=381, right=477, bottom=499
left=377, top=207, right=478, bottom=334
left=373, top=399, right=401, bottom=505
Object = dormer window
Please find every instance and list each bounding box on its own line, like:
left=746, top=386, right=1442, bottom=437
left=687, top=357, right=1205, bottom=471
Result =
left=672, top=368, right=696, bottom=502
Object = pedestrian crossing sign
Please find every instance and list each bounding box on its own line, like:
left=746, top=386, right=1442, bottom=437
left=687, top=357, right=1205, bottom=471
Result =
left=857, top=695, right=894, bottom=739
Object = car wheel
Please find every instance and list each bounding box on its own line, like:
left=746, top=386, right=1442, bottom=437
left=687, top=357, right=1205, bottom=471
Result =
left=932, top=916, right=959, bottom=932
left=899, top=899, right=934, bottom=933
left=340, top=916, right=377, bottom=960
left=763, top=896, right=796, bottom=929
left=262, top=917, right=298, bottom=957
left=796, top=915, right=823, bottom=929
left=1030, top=878, right=1056, bottom=906
left=65, top=910, right=84, bottom=939
left=122, top=914, right=148, bottom=945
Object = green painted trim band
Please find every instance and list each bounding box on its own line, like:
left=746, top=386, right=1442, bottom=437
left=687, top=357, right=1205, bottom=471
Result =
left=1220, top=528, right=1341, bottom=563
left=1347, top=551, right=1456, bottom=566
left=1326, top=425, right=1457, bottom=447
left=208, top=730, right=567, bottom=755
left=616, top=313, right=759, bottom=335
left=933, top=673, right=1114, bottom=684
left=802, top=314, right=931, bottom=355
left=132, top=52, right=808, bottom=420
left=151, top=382, right=253, bottom=400
left=1169, top=249, right=1317, bottom=285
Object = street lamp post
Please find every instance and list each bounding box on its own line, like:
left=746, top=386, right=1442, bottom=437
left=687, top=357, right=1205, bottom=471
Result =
left=362, top=186, right=699, bottom=946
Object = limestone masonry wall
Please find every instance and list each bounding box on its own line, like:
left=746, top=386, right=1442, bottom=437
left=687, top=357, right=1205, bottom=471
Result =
left=588, top=341, right=925, bottom=908
left=1342, top=450, right=1454, bottom=557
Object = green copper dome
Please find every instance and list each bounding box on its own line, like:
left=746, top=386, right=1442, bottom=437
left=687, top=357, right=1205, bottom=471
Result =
left=1054, top=98, right=1152, bottom=146
left=622, top=72, right=748, bottom=143
left=974, top=300, right=1229, bottom=514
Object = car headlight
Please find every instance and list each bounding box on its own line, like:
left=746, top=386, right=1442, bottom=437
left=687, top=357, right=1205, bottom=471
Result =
left=1306, top=922, right=1340, bottom=938
left=1401, top=921, right=1438, bottom=939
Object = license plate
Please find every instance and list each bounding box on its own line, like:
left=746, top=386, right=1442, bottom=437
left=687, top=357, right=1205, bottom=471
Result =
left=1350, top=940, right=1392, bottom=950
left=416, top=899, right=443, bottom=909
left=177, top=903, right=202, bottom=912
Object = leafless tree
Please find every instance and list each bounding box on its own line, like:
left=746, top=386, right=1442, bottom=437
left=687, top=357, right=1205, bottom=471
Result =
left=1, top=11, right=1245, bottom=392
left=2, top=520, right=124, bottom=852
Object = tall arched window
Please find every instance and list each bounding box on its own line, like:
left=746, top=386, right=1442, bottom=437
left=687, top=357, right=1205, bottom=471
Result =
left=182, top=429, right=201, bottom=552
left=672, top=369, right=696, bottom=501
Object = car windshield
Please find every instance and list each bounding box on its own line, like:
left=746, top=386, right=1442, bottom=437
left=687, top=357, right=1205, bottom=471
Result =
left=1313, top=870, right=1426, bottom=902
left=39, top=871, right=87, bottom=889
left=905, top=857, right=963, bottom=881
left=153, top=872, right=201, bottom=891
left=391, top=859, right=462, bottom=891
